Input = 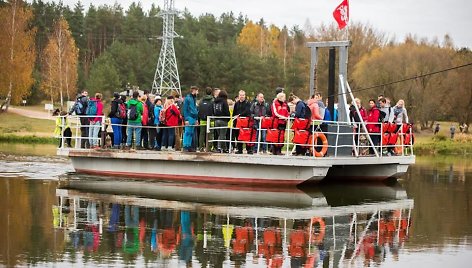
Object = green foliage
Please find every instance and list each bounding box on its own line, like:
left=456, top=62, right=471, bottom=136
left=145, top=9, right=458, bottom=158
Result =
left=86, top=53, right=121, bottom=97
left=6, top=1, right=470, bottom=129
left=0, top=134, right=56, bottom=144
left=433, top=134, right=448, bottom=141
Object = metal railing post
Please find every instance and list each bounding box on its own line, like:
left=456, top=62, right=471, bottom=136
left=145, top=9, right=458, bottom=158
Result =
left=346, top=82, right=379, bottom=157
left=256, top=118, right=262, bottom=154
left=100, top=116, right=106, bottom=149
left=205, top=116, right=210, bottom=152
left=228, top=116, right=234, bottom=153
left=285, top=118, right=290, bottom=156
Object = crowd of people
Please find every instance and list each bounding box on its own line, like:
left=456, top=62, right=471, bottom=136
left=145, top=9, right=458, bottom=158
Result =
left=54, top=87, right=412, bottom=156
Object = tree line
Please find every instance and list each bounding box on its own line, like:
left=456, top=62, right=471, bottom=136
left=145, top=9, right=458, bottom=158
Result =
left=0, top=0, right=470, bottom=127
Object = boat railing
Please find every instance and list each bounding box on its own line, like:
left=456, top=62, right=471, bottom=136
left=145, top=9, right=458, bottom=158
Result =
left=55, top=115, right=106, bottom=149
left=206, top=115, right=414, bottom=158
left=55, top=114, right=413, bottom=157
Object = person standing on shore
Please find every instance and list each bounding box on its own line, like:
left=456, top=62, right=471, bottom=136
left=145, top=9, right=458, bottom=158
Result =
left=450, top=124, right=456, bottom=139
left=434, top=123, right=440, bottom=135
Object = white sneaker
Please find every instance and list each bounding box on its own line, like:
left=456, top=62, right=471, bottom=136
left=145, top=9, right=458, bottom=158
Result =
left=168, top=148, right=175, bottom=152
left=161, top=147, right=167, bottom=151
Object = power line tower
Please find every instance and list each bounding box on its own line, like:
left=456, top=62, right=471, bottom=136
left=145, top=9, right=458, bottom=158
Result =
left=152, top=0, right=181, bottom=96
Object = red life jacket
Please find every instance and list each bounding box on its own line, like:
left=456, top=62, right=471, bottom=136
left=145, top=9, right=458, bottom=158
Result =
left=271, top=99, right=289, bottom=126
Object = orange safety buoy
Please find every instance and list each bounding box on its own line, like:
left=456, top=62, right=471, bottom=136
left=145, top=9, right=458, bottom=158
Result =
left=309, top=132, right=329, bottom=157
left=309, top=217, right=326, bottom=244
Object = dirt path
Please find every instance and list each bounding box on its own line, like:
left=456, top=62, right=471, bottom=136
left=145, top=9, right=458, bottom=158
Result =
left=7, top=106, right=54, bottom=121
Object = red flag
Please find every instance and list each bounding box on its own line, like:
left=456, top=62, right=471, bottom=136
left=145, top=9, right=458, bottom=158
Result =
left=333, top=0, right=349, bottom=30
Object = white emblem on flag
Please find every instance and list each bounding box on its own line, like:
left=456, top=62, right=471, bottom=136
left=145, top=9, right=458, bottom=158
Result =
left=338, top=5, right=349, bottom=23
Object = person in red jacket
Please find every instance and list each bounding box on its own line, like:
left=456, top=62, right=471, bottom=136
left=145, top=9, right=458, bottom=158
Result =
left=270, top=92, right=289, bottom=155
left=367, top=99, right=381, bottom=155
left=161, top=96, right=181, bottom=151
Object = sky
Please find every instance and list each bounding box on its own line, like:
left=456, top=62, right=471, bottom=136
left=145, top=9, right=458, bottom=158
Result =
left=47, top=0, right=471, bottom=48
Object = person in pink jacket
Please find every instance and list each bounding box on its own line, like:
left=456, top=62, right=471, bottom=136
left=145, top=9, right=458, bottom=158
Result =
left=88, top=93, right=104, bottom=149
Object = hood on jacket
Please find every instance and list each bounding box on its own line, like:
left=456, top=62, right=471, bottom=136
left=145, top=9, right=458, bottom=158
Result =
left=128, top=98, right=140, bottom=105
left=202, top=95, right=213, bottom=101
left=214, top=97, right=227, bottom=103
left=307, top=99, right=317, bottom=106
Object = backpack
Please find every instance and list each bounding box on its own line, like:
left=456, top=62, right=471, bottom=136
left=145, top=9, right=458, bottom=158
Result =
left=213, top=102, right=224, bottom=116
left=74, top=101, right=84, bottom=115
left=85, top=100, right=98, bottom=116
left=73, top=97, right=87, bottom=115
left=378, top=110, right=387, bottom=123
left=301, top=102, right=312, bottom=120
left=160, top=107, right=174, bottom=125
left=117, top=102, right=126, bottom=119
left=198, top=98, right=213, bottom=120
left=159, top=109, right=167, bottom=124
left=127, top=103, right=138, bottom=120
left=148, top=103, right=155, bottom=124
left=318, top=101, right=326, bottom=119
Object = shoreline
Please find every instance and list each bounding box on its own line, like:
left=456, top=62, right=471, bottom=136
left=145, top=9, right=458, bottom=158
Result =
left=0, top=134, right=56, bottom=144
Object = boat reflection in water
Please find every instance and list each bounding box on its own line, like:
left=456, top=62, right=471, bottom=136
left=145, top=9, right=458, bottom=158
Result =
left=54, top=176, right=413, bottom=267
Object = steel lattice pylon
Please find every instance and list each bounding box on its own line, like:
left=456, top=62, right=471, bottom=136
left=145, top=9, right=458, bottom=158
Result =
left=152, top=0, right=181, bottom=96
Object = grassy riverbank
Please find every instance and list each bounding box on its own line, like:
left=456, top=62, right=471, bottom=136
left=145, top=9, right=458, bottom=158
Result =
left=414, top=133, right=472, bottom=156
left=0, top=112, right=55, bottom=144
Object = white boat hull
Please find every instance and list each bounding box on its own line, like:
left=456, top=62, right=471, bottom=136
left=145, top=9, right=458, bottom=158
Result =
left=58, top=148, right=415, bottom=185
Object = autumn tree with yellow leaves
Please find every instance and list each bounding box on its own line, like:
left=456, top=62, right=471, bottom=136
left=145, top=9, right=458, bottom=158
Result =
left=0, top=0, right=36, bottom=112
left=41, top=17, right=78, bottom=108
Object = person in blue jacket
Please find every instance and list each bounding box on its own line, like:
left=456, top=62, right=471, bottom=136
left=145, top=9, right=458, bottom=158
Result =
left=153, top=96, right=164, bottom=150
left=182, top=86, right=199, bottom=152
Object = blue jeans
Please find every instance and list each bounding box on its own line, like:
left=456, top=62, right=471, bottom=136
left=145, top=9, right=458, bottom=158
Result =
left=162, top=128, right=175, bottom=148
left=126, top=121, right=142, bottom=147
left=111, top=117, right=122, bottom=147
left=183, top=117, right=197, bottom=149
left=88, top=121, right=101, bottom=147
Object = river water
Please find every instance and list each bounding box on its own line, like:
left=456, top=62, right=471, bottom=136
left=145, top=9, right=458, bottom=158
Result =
left=0, top=144, right=471, bottom=267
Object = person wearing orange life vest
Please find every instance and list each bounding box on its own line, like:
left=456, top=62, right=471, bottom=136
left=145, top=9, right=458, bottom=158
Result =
left=289, top=94, right=312, bottom=156
left=233, top=90, right=253, bottom=154
left=270, top=92, right=289, bottom=155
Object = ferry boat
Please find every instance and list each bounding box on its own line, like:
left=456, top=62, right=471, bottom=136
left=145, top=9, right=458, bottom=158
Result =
left=57, top=41, right=415, bottom=185
left=53, top=178, right=414, bottom=267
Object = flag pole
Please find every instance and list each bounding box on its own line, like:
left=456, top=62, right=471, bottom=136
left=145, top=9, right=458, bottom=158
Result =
left=345, top=0, right=350, bottom=41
